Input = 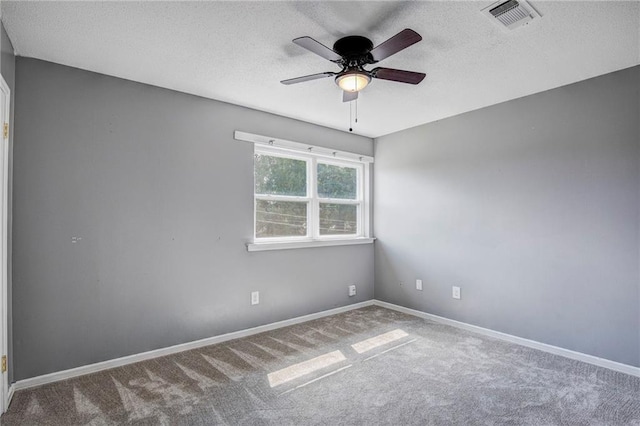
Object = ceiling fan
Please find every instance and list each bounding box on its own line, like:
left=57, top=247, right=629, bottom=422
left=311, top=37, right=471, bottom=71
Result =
left=281, top=29, right=426, bottom=102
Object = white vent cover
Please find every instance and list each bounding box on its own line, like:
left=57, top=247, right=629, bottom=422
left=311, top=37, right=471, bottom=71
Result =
left=482, top=0, right=540, bottom=30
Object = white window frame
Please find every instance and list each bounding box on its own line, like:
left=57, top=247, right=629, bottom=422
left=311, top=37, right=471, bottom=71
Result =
left=249, top=144, right=372, bottom=251
left=314, top=156, right=365, bottom=240
left=253, top=147, right=312, bottom=243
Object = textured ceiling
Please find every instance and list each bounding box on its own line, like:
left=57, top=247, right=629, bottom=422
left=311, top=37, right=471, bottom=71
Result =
left=2, top=1, right=639, bottom=138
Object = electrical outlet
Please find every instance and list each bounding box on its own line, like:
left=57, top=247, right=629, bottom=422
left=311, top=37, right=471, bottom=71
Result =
left=348, top=285, right=356, bottom=297
left=452, top=286, right=461, bottom=300
left=251, top=291, right=260, bottom=305
left=416, top=279, right=423, bottom=291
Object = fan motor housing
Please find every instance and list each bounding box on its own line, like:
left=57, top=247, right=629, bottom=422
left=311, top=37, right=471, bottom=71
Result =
left=333, top=36, right=374, bottom=64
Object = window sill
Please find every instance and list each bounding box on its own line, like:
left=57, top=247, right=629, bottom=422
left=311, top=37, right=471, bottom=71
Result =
left=247, top=237, right=375, bottom=252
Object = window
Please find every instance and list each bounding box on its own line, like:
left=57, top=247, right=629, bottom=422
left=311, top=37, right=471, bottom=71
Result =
left=252, top=144, right=371, bottom=249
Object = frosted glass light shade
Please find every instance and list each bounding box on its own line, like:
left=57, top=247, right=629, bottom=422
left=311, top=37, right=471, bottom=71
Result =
left=336, top=72, right=371, bottom=92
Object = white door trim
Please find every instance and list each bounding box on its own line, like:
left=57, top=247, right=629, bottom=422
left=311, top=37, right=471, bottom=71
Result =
left=0, top=74, right=10, bottom=413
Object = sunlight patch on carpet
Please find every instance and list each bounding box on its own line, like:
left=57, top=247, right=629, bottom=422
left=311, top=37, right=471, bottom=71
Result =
left=279, top=364, right=353, bottom=396
left=267, top=350, right=346, bottom=387
left=363, top=338, right=418, bottom=361
left=351, top=329, right=409, bottom=354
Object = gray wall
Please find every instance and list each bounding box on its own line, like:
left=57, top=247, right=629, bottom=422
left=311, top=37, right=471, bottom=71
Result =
left=1, top=19, right=15, bottom=384
left=374, top=65, right=640, bottom=367
left=12, top=58, right=374, bottom=381
left=11, top=55, right=640, bottom=381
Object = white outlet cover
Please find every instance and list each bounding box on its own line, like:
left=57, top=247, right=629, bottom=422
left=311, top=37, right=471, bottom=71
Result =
left=416, top=279, right=423, bottom=291
left=452, top=286, right=461, bottom=300
left=251, top=291, right=259, bottom=305
left=348, top=285, right=356, bottom=297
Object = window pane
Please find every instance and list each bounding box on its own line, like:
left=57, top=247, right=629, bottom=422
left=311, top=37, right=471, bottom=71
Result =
left=256, top=200, right=307, bottom=238
left=319, top=203, right=357, bottom=235
left=317, top=163, right=357, bottom=199
left=255, top=154, right=307, bottom=196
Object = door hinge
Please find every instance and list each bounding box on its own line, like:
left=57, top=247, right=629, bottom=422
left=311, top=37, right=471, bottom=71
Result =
left=1, top=355, right=6, bottom=373
left=3, top=123, right=8, bottom=140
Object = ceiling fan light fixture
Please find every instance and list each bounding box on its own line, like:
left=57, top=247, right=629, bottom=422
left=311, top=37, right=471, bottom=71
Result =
left=336, top=72, right=371, bottom=92
left=282, top=29, right=426, bottom=104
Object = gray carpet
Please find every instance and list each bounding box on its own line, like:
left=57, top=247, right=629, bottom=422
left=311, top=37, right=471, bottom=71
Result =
left=3, top=306, right=640, bottom=425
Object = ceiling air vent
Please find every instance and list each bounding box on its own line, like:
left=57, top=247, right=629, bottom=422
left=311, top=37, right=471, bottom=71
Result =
left=482, top=0, right=540, bottom=30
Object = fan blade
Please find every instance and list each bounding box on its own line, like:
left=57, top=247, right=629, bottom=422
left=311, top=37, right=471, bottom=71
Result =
left=372, top=67, right=426, bottom=84
left=343, top=90, right=358, bottom=103
left=293, top=37, right=342, bottom=62
left=281, top=72, right=336, bottom=85
left=370, top=29, right=422, bottom=62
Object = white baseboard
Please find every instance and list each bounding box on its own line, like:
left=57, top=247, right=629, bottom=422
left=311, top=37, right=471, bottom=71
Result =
left=7, top=384, right=14, bottom=408
left=373, top=300, right=640, bottom=378
left=13, top=300, right=375, bottom=391
left=12, top=298, right=639, bottom=392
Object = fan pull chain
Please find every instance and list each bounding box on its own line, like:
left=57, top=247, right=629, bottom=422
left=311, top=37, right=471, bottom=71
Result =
left=348, top=97, right=359, bottom=132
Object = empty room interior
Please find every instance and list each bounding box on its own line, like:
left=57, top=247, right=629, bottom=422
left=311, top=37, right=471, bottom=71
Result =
left=0, top=0, right=639, bottom=424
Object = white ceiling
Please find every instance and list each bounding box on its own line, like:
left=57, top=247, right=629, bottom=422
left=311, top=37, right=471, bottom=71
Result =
left=2, top=1, right=639, bottom=138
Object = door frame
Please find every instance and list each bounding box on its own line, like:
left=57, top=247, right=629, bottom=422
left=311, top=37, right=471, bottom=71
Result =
left=0, top=73, right=10, bottom=414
